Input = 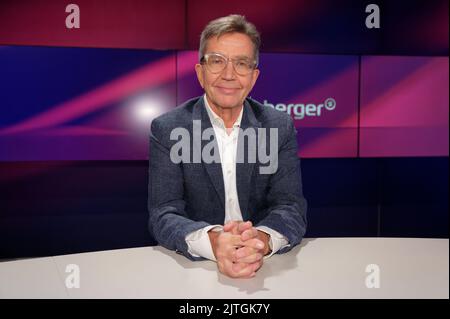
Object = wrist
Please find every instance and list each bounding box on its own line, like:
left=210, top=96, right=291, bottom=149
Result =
left=208, top=229, right=220, bottom=258
left=257, top=230, right=272, bottom=255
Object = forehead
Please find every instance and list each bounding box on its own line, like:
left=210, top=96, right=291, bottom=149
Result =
left=205, top=32, right=254, bottom=58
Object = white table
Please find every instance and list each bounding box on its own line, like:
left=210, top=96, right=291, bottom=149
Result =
left=0, top=238, right=448, bottom=299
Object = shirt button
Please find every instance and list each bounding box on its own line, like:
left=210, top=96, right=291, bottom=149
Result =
left=227, top=170, right=232, bottom=175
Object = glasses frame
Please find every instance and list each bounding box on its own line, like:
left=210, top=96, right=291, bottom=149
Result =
left=200, top=52, right=258, bottom=76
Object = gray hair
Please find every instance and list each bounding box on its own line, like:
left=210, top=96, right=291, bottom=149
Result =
left=198, top=14, right=261, bottom=67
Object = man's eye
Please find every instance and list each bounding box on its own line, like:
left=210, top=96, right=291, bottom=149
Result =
left=211, top=58, right=224, bottom=65
left=237, top=61, right=249, bottom=68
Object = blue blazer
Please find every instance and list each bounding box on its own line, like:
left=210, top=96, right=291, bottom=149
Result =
left=148, top=96, right=307, bottom=260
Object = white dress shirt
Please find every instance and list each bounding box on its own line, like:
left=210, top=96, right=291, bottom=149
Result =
left=185, top=95, right=289, bottom=261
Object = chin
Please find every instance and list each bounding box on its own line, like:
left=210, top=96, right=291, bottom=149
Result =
left=216, top=96, right=243, bottom=109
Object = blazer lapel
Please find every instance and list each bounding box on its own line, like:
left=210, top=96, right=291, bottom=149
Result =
left=192, top=97, right=225, bottom=211
left=236, top=99, right=262, bottom=221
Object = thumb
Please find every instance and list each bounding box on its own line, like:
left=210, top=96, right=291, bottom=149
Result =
left=223, top=220, right=238, bottom=232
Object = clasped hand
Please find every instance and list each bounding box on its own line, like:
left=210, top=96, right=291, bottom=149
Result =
left=209, top=221, right=270, bottom=278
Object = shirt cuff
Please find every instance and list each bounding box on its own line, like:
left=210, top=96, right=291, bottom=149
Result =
left=185, top=225, right=223, bottom=261
left=255, top=226, right=290, bottom=258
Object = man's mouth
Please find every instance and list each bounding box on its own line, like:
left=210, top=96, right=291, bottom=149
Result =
left=216, top=86, right=240, bottom=95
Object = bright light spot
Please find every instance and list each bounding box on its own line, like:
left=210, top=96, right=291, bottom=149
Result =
left=131, top=96, right=164, bottom=123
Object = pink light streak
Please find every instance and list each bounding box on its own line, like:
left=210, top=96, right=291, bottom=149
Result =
left=0, top=53, right=194, bottom=136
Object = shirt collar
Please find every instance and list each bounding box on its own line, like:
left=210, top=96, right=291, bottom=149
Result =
left=203, top=94, right=243, bottom=129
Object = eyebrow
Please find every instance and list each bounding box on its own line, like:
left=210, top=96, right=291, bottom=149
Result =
left=209, top=52, right=252, bottom=60
left=237, top=56, right=257, bottom=67
left=233, top=55, right=252, bottom=60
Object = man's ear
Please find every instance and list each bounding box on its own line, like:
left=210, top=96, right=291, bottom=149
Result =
left=195, top=64, right=205, bottom=89
left=250, top=68, right=260, bottom=89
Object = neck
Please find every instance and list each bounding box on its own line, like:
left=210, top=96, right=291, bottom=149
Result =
left=206, top=95, right=243, bottom=128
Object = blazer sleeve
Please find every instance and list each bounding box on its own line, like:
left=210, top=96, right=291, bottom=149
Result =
left=147, top=118, right=210, bottom=261
left=255, top=116, right=308, bottom=254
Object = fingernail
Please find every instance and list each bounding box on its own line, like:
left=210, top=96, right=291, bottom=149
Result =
left=257, top=242, right=264, bottom=249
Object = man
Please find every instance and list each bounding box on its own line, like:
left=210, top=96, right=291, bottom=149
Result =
left=148, top=14, right=307, bottom=279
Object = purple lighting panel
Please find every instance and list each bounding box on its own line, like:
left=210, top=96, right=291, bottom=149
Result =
left=360, top=56, right=449, bottom=157
left=0, top=46, right=177, bottom=161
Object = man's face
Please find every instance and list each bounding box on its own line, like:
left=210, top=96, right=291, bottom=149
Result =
left=195, top=32, right=260, bottom=110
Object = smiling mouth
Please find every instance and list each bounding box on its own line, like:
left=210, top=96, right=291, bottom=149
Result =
left=216, top=86, right=240, bottom=94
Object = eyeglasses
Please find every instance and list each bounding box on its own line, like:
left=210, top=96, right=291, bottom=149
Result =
left=200, top=53, right=257, bottom=76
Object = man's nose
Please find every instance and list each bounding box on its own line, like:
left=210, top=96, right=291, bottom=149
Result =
left=221, top=60, right=236, bottom=80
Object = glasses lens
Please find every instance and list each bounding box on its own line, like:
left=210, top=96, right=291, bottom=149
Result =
left=206, top=54, right=226, bottom=73
left=234, top=60, right=253, bottom=75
